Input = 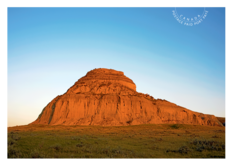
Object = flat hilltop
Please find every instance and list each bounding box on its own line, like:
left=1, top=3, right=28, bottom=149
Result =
left=8, top=124, right=225, bottom=158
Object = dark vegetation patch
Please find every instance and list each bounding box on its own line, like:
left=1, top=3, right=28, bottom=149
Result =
left=166, top=146, right=190, bottom=154
left=190, top=138, right=225, bottom=152
left=170, top=124, right=179, bottom=129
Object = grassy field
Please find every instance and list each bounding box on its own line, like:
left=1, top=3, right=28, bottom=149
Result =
left=7, top=124, right=225, bottom=158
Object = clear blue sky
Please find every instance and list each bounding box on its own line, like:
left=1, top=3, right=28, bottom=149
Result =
left=8, top=8, right=225, bottom=127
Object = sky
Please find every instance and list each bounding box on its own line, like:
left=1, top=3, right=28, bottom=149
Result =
left=8, top=7, right=225, bottom=127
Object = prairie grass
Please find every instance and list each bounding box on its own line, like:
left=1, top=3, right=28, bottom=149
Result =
left=7, top=124, right=225, bottom=158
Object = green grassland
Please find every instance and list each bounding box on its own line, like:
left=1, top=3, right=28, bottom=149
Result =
left=7, top=124, right=225, bottom=158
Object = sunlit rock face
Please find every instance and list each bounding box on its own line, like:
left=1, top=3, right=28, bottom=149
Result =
left=31, top=68, right=223, bottom=126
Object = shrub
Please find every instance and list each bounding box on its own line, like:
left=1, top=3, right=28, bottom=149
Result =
left=190, top=139, right=225, bottom=152
left=8, top=145, right=22, bottom=158
left=30, top=149, right=45, bottom=158
left=50, top=143, right=62, bottom=151
left=166, top=146, right=190, bottom=154
left=170, top=124, right=179, bottom=129
left=178, top=146, right=190, bottom=154
left=12, top=134, right=21, bottom=141
left=8, top=138, right=15, bottom=146
left=212, top=135, right=219, bottom=138
left=8, top=145, right=17, bottom=158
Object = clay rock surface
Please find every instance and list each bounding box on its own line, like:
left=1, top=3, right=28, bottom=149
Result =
left=31, top=68, right=223, bottom=126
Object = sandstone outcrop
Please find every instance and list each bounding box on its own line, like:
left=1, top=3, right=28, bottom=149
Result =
left=31, top=68, right=223, bottom=126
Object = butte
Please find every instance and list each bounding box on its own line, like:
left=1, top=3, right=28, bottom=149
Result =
left=31, top=68, right=223, bottom=126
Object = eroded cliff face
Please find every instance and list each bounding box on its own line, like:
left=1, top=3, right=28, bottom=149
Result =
left=31, top=68, right=223, bottom=126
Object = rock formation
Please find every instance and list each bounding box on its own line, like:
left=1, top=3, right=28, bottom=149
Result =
left=31, top=68, right=223, bottom=126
